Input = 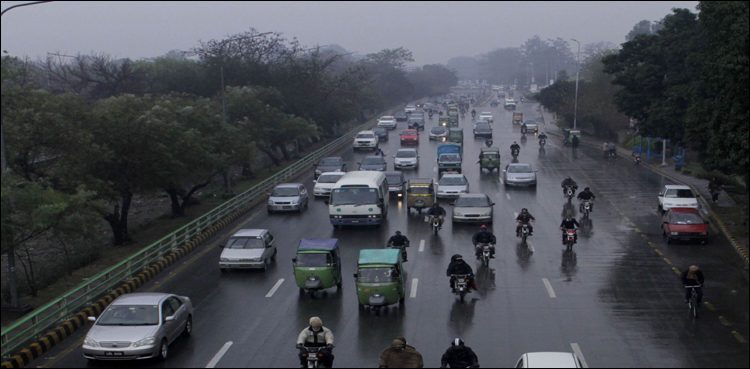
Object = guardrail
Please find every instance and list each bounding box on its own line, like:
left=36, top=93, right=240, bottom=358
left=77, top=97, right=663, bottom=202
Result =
left=0, top=118, right=376, bottom=359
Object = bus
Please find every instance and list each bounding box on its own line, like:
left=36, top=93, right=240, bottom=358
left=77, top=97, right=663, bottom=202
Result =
left=328, top=171, right=388, bottom=227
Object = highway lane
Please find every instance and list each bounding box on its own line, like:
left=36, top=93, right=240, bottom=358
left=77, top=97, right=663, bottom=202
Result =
left=35, top=93, right=748, bottom=368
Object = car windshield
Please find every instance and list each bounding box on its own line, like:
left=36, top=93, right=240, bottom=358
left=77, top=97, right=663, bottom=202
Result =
left=380, top=116, right=394, bottom=120
left=507, top=164, right=532, bottom=173
left=439, top=176, right=466, bottom=185
left=330, top=187, right=379, bottom=205
left=373, top=128, right=386, bottom=134
left=272, top=187, right=299, bottom=196
left=357, top=133, right=375, bottom=139
left=97, top=305, right=159, bottom=326
left=296, top=253, right=332, bottom=267
left=357, top=267, right=398, bottom=283
left=408, top=186, right=433, bottom=194
left=671, top=212, right=703, bottom=224
left=363, top=157, right=385, bottom=165
left=386, top=175, right=403, bottom=184
left=401, top=131, right=416, bottom=136
left=475, top=123, right=490, bottom=130
left=319, top=158, right=342, bottom=166
left=440, top=154, right=461, bottom=161
left=455, top=196, right=490, bottom=207
left=226, top=237, right=265, bottom=249
left=665, top=189, right=695, bottom=198
left=317, top=174, right=343, bottom=183
left=431, top=127, right=447, bottom=134
left=396, top=150, right=417, bottom=158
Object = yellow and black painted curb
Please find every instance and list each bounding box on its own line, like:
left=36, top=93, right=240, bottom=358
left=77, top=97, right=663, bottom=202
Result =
left=0, top=205, right=254, bottom=369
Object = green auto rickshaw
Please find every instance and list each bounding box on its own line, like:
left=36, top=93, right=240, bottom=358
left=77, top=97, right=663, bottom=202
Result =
left=439, top=117, right=451, bottom=128
left=448, top=127, right=464, bottom=144
left=354, top=249, right=405, bottom=311
left=406, top=178, right=435, bottom=214
left=292, top=239, right=342, bottom=296
left=479, top=147, right=501, bottom=172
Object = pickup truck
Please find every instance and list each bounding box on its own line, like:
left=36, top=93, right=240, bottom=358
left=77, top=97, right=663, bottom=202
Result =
left=437, top=143, right=462, bottom=174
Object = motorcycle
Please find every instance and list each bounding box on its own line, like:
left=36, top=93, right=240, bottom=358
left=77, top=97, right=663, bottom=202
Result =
left=564, top=185, right=576, bottom=202
left=539, top=138, right=546, bottom=148
left=511, top=148, right=519, bottom=160
left=475, top=243, right=493, bottom=266
left=485, top=139, right=493, bottom=147
left=580, top=200, right=592, bottom=219
left=430, top=215, right=442, bottom=235
left=517, top=222, right=531, bottom=243
left=428, top=112, right=434, bottom=120
left=452, top=274, right=471, bottom=302
left=301, top=346, right=330, bottom=368
left=387, top=241, right=409, bottom=262
left=563, top=228, right=578, bottom=251
left=634, top=154, right=641, bottom=165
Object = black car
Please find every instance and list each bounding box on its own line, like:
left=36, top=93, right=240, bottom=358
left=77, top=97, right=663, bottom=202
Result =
left=358, top=156, right=387, bottom=171
left=314, top=156, right=346, bottom=179
left=473, top=121, right=493, bottom=139
left=373, top=127, right=389, bottom=142
left=394, top=111, right=408, bottom=122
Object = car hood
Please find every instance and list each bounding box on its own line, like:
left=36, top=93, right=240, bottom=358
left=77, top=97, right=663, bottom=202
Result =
left=439, top=185, right=467, bottom=192
left=506, top=172, right=535, bottom=179
left=395, top=157, right=418, bottom=163
left=360, top=164, right=386, bottom=170
left=454, top=206, right=492, bottom=214
left=221, top=248, right=265, bottom=260
left=314, top=182, right=337, bottom=190
left=269, top=196, right=300, bottom=203
left=317, top=165, right=342, bottom=172
left=87, top=324, right=160, bottom=343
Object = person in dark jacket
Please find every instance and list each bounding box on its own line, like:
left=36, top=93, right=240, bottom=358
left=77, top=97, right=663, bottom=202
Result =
left=681, top=265, right=704, bottom=304
left=379, top=336, right=424, bottom=368
left=515, top=208, right=535, bottom=236
left=561, top=177, right=578, bottom=197
left=576, top=187, right=596, bottom=212
left=446, top=255, right=476, bottom=291
left=559, top=217, right=580, bottom=244
left=387, top=231, right=411, bottom=261
left=441, top=338, right=479, bottom=368
left=471, top=224, right=496, bottom=258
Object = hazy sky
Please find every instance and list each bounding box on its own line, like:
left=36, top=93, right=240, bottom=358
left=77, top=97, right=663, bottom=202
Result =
left=1, top=1, right=698, bottom=65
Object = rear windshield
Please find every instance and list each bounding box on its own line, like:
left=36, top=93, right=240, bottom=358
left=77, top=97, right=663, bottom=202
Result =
left=475, top=123, right=490, bottom=130
left=408, top=186, right=433, bottom=194
left=226, top=237, right=265, bottom=249
left=386, top=175, right=403, bottom=184
left=507, top=164, right=532, bottom=173
left=665, top=189, right=695, bottom=198
left=357, top=267, right=399, bottom=283
left=439, top=176, right=466, bottom=185
left=272, top=187, right=299, bottom=196
left=671, top=212, right=703, bottom=224
left=317, top=174, right=343, bottom=183
left=357, top=133, right=375, bottom=139
left=319, top=158, right=342, bottom=166
left=455, top=196, right=490, bottom=207
left=296, top=253, right=332, bottom=267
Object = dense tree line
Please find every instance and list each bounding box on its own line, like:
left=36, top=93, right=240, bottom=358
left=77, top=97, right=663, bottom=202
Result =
left=1, top=29, right=457, bottom=301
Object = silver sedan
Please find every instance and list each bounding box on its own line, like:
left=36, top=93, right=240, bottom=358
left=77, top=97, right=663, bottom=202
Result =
left=82, top=293, right=193, bottom=362
left=503, top=163, right=537, bottom=188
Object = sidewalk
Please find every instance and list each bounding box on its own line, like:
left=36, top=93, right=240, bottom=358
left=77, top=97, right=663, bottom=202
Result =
left=536, top=106, right=749, bottom=264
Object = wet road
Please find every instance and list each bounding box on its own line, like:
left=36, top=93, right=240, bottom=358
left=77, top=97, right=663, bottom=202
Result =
left=35, top=94, right=749, bottom=368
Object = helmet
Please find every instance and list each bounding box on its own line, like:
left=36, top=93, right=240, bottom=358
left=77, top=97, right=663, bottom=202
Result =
left=309, top=316, right=322, bottom=328
left=391, top=337, right=406, bottom=349
left=451, top=254, right=463, bottom=261
left=584, top=187, right=590, bottom=191
left=522, top=208, right=528, bottom=213
left=395, top=230, right=402, bottom=235
left=480, top=224, right=488, bottom=230
left=689, top=265, right=700, bottom=272
left=452, top=338, right=464, bottom=347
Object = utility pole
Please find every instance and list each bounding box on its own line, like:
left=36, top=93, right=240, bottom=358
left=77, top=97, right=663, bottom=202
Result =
left=571, top=38, right=581, bottom=130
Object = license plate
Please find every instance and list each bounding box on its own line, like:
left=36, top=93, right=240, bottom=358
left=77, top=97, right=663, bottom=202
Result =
left=283, top=206, right=293, bottom=209
left=351, top=220, right=359, bottom=223
left=104, top=351, right=124, bottom=357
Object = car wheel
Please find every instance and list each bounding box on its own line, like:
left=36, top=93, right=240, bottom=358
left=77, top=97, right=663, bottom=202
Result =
left=158, top=339, right=168, bottom=361
left=182, top=315, right=192, bottom=337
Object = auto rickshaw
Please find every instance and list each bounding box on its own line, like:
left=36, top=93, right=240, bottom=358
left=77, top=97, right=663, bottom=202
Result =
left=439, top=117, right=451, bottom=127
left=353, top=249, right=405, bottom=311
left=479, top=147, right=501, bottom=172
left=292, top=239, right=342, bottom=296
left=406, top=178, right=435, bottom=214
left=562, top=128, right=581, bottom=146
left=448, top=127, right=464, bottom=144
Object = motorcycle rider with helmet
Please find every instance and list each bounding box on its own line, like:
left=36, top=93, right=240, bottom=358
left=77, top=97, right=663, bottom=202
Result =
left=296, top=316, right=334, bottom=368
left=426, top=202, right=447, bottom=230
left=387, top=231, right=411, bottom=261
left=515, top=208, right=535, bottom=237
left=446, top=254, right=477, bottom=292
left=559, top=216, right=580, bottom=245
left=577, top=187, right=596, bottom=212
left=440, top=338, right=479, bottom=368
left=472, top=225, right=496, bottom=259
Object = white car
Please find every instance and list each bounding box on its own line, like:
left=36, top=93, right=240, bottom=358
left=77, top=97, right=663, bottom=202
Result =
left=479, top=112, right=493, bottom=123
left=313, top=172, right=345, bottom=197
left=404, top=104, right=417, bottom=113
left=437, top=173, right=469, bottom=198
left=219, top=229, right=277, bottom=271
left=658, top=184, right=699, bottom=213
left=377, top=116, right=397, bottom=130
left=503, top=163, right=537, bottom=188
left=394, top=148, right=419, bottom=170
left=515, top=352, right=583, bottom=368
left=504, top=98, right=517, bottom=109
left=353, top=130, right=378, bottom=150
left=452, top=193, right=494, bottom=223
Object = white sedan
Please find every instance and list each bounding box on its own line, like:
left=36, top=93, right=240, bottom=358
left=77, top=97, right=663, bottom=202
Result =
left=451, top=193, right=494, bottom=223
left=313, top=172, right=345, bottom=197
left=437, top=173, right=469, bottom=198
left=394, top=148, right=419, bottom=169
left=479, top=112, right=493, bottom=123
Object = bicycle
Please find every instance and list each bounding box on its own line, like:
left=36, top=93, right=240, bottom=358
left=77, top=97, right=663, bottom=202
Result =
left=685, top=285, right=701, bottom=319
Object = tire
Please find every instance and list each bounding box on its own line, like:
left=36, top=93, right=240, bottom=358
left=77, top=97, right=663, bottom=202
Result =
left=182, top=315, right=192, bottom=337
left=158, top=339, right=168, bottom=361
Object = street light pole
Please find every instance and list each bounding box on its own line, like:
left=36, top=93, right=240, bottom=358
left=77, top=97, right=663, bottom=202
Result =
left=571, top=38, right=581, bottom=130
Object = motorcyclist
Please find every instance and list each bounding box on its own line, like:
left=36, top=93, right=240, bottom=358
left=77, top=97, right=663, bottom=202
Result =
left=577, top=187, right=596, bottom=212
left=446, top=254, right=477, bottom=292
left=561, top=176, right=578, bottom=196
left=559, top=216, right=580, bottom=245
left=521, top=122, right=528, bottom=135
left=538, top=132, right=548, bottom=144
left=379, top=336, right=424, bottom=368
left=471, top=109, right=476, bottom=119
left=440, top=338, right=480, bottom=368
left=571, top=135, right=580, bottom=148
left=515, top=208, right=535, bottom=237
left=426, top=203, right=447, bottom=230
left=297, top=316, right=334, bottom=368
left=607, top=141, right=616, bottom=156
left=681, top=265, right=704, bottom=304
left=388, top=231, right=411, bottom=261
left=510, top=141, right=521, bottom=157
left=471, top=225, right=496, bottom=258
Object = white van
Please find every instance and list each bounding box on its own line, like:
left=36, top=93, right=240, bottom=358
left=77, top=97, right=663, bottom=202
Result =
left=328, top=171, right=388, bottom=227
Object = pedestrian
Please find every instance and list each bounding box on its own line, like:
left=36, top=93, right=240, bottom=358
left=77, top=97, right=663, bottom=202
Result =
left=379, top=336, right=424, bottom=368
left=708, top=177, right=721, bottom=203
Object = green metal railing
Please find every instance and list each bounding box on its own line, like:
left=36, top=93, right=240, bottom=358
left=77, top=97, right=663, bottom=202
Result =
left=1, top=118, right=376, bottom=358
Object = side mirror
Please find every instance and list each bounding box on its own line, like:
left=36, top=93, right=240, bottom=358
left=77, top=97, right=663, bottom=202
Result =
left=292, top=258, right=297, bottom=263
left=353, top=273, right=358, bottom=278
left=88, top=316, right=97, bottom=322
left=165, top=316, right=176, bottom=323
left=490, top=203, right=496, bottom=206
left=313, top=180, right=317, bottom=184
left=218, top=243, right=225, bottom=249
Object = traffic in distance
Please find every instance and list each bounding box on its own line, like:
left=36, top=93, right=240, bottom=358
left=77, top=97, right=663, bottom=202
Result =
left=45, top=84, right=746, bottom=368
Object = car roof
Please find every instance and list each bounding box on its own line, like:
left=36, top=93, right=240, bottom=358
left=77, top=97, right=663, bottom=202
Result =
left=320, top=156, right=343, bottom=162
left=358, top=130, right=375, bottom=134
left=458, top=193, right=488, bottom=199
left=112, top=293, right=172, bottom=305
left=522, top=352, right=580, bottom=368
left=380, top=116, right=395, bottom=119
left=298, top=238, right=339, bottom=251
left=480, top=111, right=492, bottom=114
left=232, top=229, right=267, bottom=238
left=364, top=155, right=385, bottom=160
left=275, top=183, right=302, bottom=188
left=384, top=171, right=403, bottom=177
left=318, top=172, right=345, bottom=177
left=508, top=162, right=532, bottom=167
left=664, top=185, right=691, bottom=190
left=401, top=129, right=418, bottom=133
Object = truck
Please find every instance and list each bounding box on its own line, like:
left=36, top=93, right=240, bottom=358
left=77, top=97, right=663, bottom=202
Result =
left=512, top=112, right=523, bottom=125
left=437, top=143, right=463, bottom=174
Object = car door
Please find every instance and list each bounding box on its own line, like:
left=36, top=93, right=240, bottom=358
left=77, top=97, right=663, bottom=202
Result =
left=264, top=232, right=275, bottom=262
left=161, top=299, right=177, bottom=343
left=299, top=185, right=308, bottom=206
left=167, top=297, right=185, bottom=343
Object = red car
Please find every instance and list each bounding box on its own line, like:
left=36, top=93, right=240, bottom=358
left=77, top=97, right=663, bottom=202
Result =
left=662, top=207, right=708, bottom=244
left=400, top=129, right=419, bottom=146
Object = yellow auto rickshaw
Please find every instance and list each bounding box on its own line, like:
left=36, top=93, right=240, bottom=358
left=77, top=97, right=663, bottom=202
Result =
left=406, top=178, right=435, bottom=214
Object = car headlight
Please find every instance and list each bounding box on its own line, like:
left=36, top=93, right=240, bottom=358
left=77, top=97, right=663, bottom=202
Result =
left=700, top=232, right=707, bottom=235
left=84, top=336, right=99, bottom=347
left=220, top=257, right=230, bottom=262
left=267, top=200, right=274, bottom=205
left=133, top=337, right=156, bottom=348
left=671, top=232, right=679, bottom=235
